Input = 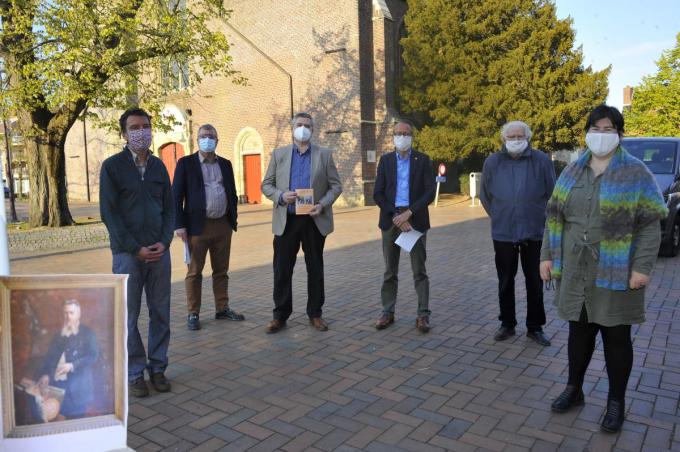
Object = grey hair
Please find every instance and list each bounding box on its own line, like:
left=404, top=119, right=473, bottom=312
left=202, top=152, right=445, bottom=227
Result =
left=197, top=124, right=218, bottom=136
left=500, top=121, right=533, bottom=141
left=291, top=112, right=314, bottom=129
left=393, top=118, right=415, bottom=132
left=63, top=299, right=81, bottom=310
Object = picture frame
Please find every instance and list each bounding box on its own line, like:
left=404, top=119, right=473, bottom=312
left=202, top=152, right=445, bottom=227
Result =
left=0, top=274, right=127, bottom=439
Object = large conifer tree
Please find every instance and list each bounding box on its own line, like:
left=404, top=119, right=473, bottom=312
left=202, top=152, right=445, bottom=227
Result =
left=400, top=0, right=610, bottom=161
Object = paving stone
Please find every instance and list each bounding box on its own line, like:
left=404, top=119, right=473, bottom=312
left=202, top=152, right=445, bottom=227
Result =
left=15, top=204, right=680, bottom=452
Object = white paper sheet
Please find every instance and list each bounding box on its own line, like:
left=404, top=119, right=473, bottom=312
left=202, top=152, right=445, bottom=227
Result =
left=184, top=241, right=191, bottom=265
left=395, top=229, right=424, bottom=252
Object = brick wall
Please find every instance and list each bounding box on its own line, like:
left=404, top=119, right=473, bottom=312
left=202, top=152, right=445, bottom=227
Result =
left=63, top=0, right=408, bottom=207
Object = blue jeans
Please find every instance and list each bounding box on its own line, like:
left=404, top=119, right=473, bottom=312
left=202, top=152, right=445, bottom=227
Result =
left=113, top=251, right=171, bottom=382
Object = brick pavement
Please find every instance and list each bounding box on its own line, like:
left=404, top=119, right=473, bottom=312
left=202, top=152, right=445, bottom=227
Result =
left=11, top=199, right=680, bottom=451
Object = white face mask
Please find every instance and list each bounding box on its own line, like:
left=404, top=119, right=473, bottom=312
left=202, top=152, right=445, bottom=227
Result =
left=586, top=132, right=620, bottom=157
left=293, top=126, right=312, bottom=142
left=505, top=139, right=528, bottom=155
left=394, top=135, right=412, bottom=151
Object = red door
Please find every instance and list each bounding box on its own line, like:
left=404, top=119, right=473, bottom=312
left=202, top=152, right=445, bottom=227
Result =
left=159, top=142, right=185, bottom=183
left=243, top=154, right=261, bottom=204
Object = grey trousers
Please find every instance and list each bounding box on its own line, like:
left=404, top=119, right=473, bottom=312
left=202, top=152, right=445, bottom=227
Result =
left=380, top=226, right=430, bottom=317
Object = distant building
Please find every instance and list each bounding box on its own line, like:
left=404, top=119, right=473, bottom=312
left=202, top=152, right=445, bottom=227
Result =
left=623, top=85, right=634, bottom=111
left=64, top=0, right=409, bottom=206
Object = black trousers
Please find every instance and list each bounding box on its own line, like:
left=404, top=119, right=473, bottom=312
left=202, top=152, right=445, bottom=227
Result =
left=273, top=214, right=326, bottom=321
left=568, top=306, right=632, bottom=401
left=493, top=240, right=546, bottom=331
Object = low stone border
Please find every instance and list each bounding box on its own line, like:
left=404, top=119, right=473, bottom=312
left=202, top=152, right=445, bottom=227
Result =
left=8, top=222, right=109, bottom=255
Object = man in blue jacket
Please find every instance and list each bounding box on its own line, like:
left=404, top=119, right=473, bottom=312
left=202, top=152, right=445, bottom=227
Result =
left=480, top=121, right=556, bottom=346
left=173, top=124, right=243, bottom=331
left=100, top=107, right=174, bottom=398
left=373, top=120, right=436, bottom=333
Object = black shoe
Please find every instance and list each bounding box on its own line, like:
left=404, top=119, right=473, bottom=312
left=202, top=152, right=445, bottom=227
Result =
left=601, top=398, right=625, bottom=432
left=527, top=330, right=552, bottom=346
left=215, top=308, right=245, bottom=321
left=551, top=385, right=585, bottom=413
left=150, top=372, right=171, bottom=393
left=188, top=313, right=201, bottom=330
left=128, top=377, right=149, bottom=398
left=494, top=325, right=515, bottom=341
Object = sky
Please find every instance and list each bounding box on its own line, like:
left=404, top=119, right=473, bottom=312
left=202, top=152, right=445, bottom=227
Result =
left=553, top=0, right=680, bottom=110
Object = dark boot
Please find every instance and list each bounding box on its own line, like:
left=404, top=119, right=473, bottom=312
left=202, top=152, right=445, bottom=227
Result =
left=601, top=398, right=625, bottom=432
left=551, top=385, right=584, bottom=412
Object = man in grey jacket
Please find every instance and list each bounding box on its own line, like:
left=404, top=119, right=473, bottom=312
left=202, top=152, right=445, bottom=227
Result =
left=480, top=121, right=556, bottom=346
left=261, top=112, right=342, bottom=334
left=100, top=107, right=174, bottom=397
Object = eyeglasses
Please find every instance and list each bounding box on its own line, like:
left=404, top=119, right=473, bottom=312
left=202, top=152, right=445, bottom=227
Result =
left=393, top=132, right=412, bottom=137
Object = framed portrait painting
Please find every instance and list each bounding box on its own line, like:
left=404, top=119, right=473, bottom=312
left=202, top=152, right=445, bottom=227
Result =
left=0, top=274, right=127, bottom=439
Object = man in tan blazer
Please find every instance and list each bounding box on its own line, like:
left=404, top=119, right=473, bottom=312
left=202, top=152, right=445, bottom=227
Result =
left=261, top=112, right=342, bottom=333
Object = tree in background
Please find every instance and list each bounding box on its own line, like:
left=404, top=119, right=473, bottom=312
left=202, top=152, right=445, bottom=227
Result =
left=399, top=0, right=609, bottom=163
left=0, top=0, right=244, bottom=227
left=626, top=33, right=680, bottom=137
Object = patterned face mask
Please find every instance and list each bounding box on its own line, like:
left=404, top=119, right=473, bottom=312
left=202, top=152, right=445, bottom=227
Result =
left=127, top=128, right=152, bottom=153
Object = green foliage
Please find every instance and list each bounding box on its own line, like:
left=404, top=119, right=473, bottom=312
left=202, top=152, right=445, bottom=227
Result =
left=400, top=0, right=609, bottom=162
left=458, top=173, right=469, bottom=197
left=0, top=0, right=245, bottom=131
left=625, top=33, right=680, bottom=137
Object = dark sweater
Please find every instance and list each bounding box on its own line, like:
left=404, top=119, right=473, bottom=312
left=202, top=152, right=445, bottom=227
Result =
left=100, top=148, right=175, bottom=255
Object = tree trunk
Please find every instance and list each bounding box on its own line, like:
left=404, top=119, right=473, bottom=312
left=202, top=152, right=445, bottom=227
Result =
left=20, top=113, right=74, bottom=227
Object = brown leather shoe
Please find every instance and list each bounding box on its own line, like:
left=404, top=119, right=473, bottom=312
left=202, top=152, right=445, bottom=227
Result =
left=266, top=319, right=286, bottom=334
left=416, top=316, right=431, bottom=333
left=310, top=317, right=328, bottom=331
left=375, top=313, right=395, bottom=330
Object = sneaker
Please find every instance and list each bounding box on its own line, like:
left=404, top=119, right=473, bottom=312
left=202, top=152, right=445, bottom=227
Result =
left=129, top=377, right=149, bottom=398
left=215, top=308, right=245, bottom=321
left=188, top=313, right=201, bottom=330
left=150, top=372, right=171, bottom=393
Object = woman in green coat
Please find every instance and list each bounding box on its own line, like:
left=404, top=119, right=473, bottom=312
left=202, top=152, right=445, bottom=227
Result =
left=539, top=105, right=666, bottom=432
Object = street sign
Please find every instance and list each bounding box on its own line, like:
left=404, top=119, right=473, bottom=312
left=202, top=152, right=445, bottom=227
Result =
left=436, top=176, right=446, bottom=183
left=438, top=163, right=446, bottom=176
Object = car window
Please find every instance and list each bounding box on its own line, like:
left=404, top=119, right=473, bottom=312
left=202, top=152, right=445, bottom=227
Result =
left=623, top=141, right=677, bottom=174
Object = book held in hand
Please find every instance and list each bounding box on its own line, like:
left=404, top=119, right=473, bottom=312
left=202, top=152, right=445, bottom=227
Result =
left=295, top=189, right=314, bottom=215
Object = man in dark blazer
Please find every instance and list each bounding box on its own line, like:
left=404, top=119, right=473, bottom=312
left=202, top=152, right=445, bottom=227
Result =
left=373, top=120, right=436, bottom=333
left=173, top=124, right=243, bottom=331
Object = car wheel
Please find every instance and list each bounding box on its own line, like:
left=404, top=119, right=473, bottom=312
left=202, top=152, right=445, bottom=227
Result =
left=663, top=221, right=680, bottom=257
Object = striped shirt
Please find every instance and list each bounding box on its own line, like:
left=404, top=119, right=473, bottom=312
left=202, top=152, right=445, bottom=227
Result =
left=199, top=153, right=227, bottom=219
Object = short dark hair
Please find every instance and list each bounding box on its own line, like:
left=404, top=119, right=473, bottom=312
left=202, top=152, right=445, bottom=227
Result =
left=119, top=107, right=152, bottom=134
left=584, top=104, right=624, bottom=134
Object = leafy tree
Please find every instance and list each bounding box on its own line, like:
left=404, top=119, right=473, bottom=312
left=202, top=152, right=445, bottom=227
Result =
left=400, top=0, right=609, bottom=162
left=626, top=32, right=680, bottom=137
left=0, top=0, right=243, bottom=226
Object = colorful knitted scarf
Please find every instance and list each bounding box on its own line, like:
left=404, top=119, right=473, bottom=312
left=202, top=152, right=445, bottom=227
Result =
left=546, top=147, right=667, bottom=291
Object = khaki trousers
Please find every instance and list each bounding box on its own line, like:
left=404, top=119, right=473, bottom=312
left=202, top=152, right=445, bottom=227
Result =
left=185, top=216, right=232, bottom=314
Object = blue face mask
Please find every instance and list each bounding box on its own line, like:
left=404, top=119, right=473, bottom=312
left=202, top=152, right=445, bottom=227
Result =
left=198, top=137, right=217, bottom=153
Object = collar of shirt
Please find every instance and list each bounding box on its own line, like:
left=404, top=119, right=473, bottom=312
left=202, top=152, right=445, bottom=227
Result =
left=198, top=152, right=217, bottom=164
left=128, top=147, right=150, bottom=165
left=293, top=143, right=313, bottom=156
left=396, top=149, right=412, bottom=161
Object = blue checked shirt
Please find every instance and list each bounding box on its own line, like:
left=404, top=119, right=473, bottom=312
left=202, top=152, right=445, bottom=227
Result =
left=395, top=149, right=411, bottom=207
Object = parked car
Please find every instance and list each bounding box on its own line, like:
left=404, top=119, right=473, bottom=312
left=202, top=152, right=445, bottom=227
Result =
left=622, top=137, right=680, bottom=256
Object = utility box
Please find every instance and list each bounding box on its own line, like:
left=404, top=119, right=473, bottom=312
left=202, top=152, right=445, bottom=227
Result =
left=469, top=172, right=482, bottom=199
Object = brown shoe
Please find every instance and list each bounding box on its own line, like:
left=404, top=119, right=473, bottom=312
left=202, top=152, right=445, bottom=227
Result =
left=375, top=313, right=395, bottom=330
left=416, top=316, right=431, bottom=333
left=266, top=319, right=286, bottom=334
left=310, top=317, right=329, bottom=331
